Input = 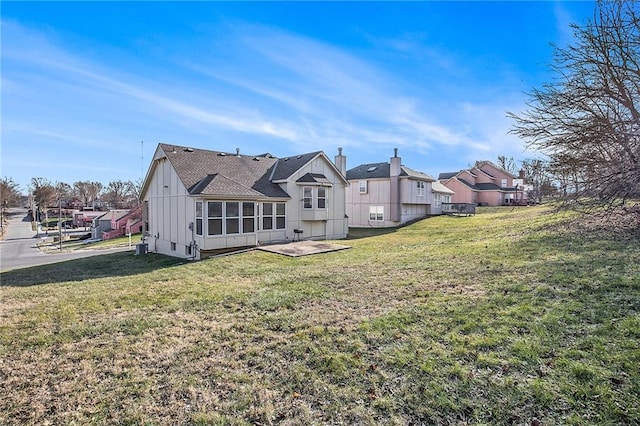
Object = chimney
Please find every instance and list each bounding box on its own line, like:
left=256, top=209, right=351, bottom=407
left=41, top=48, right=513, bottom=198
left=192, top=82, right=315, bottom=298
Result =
left=390, top=148, right=401, bottom=222
left=236, top=148, right=240, bottom=157
left=334, top=147, right=346, bottom=176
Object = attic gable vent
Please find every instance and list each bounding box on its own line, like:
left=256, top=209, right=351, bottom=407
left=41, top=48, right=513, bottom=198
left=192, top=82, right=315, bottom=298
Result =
left=367, top=166, right=377, bottom=172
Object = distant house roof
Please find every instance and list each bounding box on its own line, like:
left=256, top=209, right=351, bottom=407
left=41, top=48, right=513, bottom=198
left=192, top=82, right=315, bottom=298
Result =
left=475, top=160, right=517, bottom=178
left=438, top=171, right=459, bottom=180
left=432, top=181, right=455, bottom=194
left=347, top=162, right=435, bottom=181
left=456, top=179, right=517, bottom=192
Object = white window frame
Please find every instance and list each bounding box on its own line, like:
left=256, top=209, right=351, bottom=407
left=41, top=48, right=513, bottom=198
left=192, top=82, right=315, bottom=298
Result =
left=195, top=201, right=203, bottom=236
left=261, top=202, right=274, bottom=230
left=317, top=187, right=327, bottom=209
left=417, top=181, right=425, bottom=196
left=303, top=187, right=313, bottom=209
left=501, top=178, right=508, bottom=188
left=207, top=201, right=223, bottom=236
left=275, top=203, right=286, bottom=229
left=225, top=202, right=240, bottom=234
left=359, top=180, right=368, bottom=194
left=242, top=202, right=255, bottom=234
left=369, top=205, right=384, bottom=222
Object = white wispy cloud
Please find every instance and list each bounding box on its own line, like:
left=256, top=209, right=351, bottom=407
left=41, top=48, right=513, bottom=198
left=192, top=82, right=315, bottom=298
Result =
left=2, top=16, right=530, bottom=187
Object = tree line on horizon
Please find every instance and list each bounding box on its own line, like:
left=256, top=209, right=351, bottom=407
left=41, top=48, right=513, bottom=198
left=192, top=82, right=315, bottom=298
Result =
left=0, top=177, right=142, bottom=214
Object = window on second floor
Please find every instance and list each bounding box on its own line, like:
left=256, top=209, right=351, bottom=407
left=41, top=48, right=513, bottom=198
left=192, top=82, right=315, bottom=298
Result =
left=501, top=178, right=508, bottom=188
left=417, top=181, right=425, bottom=196
left=359, top=180, right=367, bottom=194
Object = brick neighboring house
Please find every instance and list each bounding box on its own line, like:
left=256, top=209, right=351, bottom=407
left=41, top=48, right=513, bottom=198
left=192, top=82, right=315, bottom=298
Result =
left=439, top=161, right=528, bottom=206
left=345, top=149, right=438, bottom=228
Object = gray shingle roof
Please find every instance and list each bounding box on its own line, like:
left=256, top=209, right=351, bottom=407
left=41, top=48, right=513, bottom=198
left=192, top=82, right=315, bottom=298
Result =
left=296, top=173, right=331, bottom=184
left=270, top=152, right=323, bottom=181
left=438, top=171, right=459, bottom=180
left=346, top=162, right=434, bottom=181
left=346, top=162, right=391, bottom=180
left=160, top=144, right=290, bottom=199
left=457, top=179, right=517, bottom=192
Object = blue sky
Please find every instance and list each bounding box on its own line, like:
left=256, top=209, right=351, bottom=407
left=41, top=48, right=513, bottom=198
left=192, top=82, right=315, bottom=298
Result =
left=2, top=1, right=596, bottom=192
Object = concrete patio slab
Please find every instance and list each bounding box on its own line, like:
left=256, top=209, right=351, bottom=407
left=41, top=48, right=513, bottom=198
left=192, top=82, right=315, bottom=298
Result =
left=257, top=240, right=351, bottom=257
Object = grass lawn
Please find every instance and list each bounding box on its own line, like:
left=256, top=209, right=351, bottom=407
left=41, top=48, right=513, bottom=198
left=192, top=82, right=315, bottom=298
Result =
left=1, top=206, right=638, bottom=425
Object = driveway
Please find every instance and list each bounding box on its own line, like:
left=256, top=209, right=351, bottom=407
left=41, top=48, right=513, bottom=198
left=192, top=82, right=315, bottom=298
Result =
left=0, top=208, right=131, bottom=272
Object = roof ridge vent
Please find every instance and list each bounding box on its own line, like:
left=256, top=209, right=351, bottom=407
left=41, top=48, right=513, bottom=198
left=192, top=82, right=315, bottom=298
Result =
left=218, top=152, right=226, bottom=156
left=184, top=148, right=194, bottom=152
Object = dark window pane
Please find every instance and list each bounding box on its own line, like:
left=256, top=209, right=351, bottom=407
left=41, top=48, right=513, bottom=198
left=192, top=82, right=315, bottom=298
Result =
left=226, top=202, right=239, bottom=217
left=196, top=218, right=203, bottom=235
left=208, top=201, right=222, bottom=217
left=262, top=217, right=273, bottom=230
left=276, top=203, right=285, bottom=215
left=196, top=201, right=203, bottom=217
left=243, top=202, right=255, bottom=217
left=226, top=218, right=239, bottom=234
left=276, top=217, right=286, bottom=229
left=208, top=218, right=222, bottom=235
left=263, top=203, right=273, bottom=215
left=243, top=218, right=255, bottom=233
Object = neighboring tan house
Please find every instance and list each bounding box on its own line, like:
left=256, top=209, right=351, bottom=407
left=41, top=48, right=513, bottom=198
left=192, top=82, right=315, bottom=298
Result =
left=345, top=149, right=436, bottom=228
left=438, top=161, right=527, bottom=206
left=431, top=181, right=455, bottom=215
left=139, top=144, right=349, bottom=259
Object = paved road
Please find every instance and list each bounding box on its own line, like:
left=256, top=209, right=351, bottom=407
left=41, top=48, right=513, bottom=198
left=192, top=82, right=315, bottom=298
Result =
left=0, top=208, right=131, bottom=272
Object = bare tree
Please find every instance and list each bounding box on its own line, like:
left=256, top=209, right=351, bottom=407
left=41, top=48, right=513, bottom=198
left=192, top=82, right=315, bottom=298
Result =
left=0, top=177, right=21, bottom=232
left=73, top=180, right=103, bottom=208
left=509, top=0, right=640, bottom=212
left=497, top=156, right=517, bottom=175
left=521, top=158, right=557, bottom=203
left=31, top=177, right=56, bottom=209
left=0, top=177, right=21, bottom=208
left=103, top=180, right=134, bottom=209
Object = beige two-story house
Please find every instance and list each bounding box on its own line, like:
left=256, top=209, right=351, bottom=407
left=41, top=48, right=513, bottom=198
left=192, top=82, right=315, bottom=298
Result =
left=345, top=149, right=437, bottom=228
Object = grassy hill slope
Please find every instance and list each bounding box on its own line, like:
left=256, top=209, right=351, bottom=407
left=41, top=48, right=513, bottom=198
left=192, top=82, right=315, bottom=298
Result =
left=1, top=206, right=638, bottom=425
